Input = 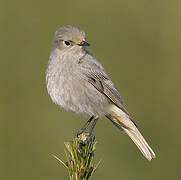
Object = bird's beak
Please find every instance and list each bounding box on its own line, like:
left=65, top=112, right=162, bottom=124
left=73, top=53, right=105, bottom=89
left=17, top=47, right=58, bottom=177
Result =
left=78, top=41, right=90, bottom=46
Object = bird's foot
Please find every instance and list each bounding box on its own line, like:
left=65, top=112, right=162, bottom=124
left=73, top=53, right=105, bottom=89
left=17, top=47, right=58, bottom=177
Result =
left=77, top=134, right=95, bottom=156
left=75, top=130, right=84, bottom=138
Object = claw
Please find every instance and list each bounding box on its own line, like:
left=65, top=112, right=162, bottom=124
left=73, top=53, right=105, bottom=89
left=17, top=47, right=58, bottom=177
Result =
left=77, top=140, right=87, bottom=155
left=77, top=135, right=91, bottom=156
left=78, top=141, right=83, bottom=155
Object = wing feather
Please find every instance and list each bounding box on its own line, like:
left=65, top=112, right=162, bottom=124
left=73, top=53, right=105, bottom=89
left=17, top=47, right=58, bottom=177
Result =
left=83, top=69, right=130, bottom=116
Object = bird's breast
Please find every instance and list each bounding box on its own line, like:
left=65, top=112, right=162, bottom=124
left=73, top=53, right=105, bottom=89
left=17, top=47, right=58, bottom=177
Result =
left=46, top=51, right=110, bottom=116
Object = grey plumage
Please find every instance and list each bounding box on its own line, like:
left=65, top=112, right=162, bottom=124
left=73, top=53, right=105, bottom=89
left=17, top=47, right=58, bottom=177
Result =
left=46, top=25, right=123, bottom=117
left=46, top=25, right=155, bottom=160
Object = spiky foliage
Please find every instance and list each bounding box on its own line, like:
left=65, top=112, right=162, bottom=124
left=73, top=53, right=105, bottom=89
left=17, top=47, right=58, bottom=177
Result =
left=53, top=132, right=99, bottom=180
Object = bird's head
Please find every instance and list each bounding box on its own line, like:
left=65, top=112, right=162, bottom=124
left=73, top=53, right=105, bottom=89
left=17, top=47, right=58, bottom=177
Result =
left=52, top=25, right=90, bottom=52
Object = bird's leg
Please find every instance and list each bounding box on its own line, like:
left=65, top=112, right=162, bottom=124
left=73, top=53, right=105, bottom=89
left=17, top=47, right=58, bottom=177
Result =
left=77, top=117, right=98, bottom=155
left=75, top=116, right=94, bottom=137
left=79, top=117, right=99, bottom=145
left=89, top=117, right=98, bottom=137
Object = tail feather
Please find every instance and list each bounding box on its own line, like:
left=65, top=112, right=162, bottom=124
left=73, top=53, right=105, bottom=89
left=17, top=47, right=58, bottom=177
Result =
left=108, top=105, right=156, bottom=161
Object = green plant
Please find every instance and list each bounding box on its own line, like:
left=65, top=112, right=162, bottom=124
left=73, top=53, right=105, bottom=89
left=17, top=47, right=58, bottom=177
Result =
left=53, top=132, right=100, bottom=180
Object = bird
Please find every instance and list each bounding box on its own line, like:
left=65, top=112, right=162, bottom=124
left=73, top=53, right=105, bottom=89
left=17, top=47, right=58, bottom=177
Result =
left=46, top=25, right=156, bottom=161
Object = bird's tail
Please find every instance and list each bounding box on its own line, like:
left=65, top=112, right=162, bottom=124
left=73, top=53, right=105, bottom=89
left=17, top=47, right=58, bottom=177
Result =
left=107, top=104, right=156, bottom=161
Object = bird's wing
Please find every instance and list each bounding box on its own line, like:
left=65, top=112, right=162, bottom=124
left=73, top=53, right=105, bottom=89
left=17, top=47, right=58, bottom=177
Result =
left=80, top=66, right=130, bottom=116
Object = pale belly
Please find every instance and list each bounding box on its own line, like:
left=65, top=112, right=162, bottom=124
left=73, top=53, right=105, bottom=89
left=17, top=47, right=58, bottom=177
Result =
left=47, top=72, right=110, bottom=117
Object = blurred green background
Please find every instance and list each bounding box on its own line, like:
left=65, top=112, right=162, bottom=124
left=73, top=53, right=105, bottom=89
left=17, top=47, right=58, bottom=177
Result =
left=0, top=0, right=181, bottom=179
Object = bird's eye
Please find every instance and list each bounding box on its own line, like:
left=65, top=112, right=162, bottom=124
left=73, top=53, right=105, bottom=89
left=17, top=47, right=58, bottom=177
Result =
left=64, top=41, right=71, bottom=46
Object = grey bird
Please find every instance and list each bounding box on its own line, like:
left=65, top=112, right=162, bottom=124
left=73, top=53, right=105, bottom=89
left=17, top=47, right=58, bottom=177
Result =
left=46, top=25, right=156, bottom=160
